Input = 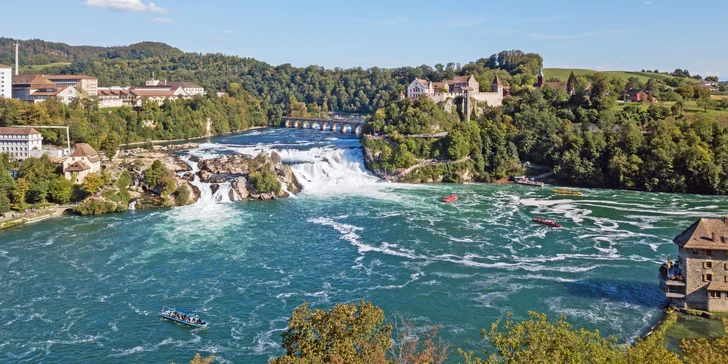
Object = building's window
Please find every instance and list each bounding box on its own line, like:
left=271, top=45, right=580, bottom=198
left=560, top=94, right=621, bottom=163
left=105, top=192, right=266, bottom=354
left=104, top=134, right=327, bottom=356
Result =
left=710, top=291, right=720, bottom=299
left=705, top=261, right=713, bottom=269
left=706, top=250, right=713, bottom=257
left=704, top=273, right=713, bottom=282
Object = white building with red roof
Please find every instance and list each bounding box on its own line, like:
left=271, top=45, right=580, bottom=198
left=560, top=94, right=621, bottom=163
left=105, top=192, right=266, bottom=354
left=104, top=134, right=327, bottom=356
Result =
left=63, top=143, right=101, bottom=184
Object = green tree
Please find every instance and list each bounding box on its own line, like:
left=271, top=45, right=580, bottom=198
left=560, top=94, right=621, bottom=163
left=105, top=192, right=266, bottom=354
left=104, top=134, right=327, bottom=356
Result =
left=81, top=172, right=104, bottom=195
left=145, top=160, right=166, bottom=187
left=270, top=301, right=392, bottom=364
left=720, top=98, right=728, bottom=111
left=48, top=176, right=74, bottom=204
left=12, top=178, right=29, bottom=208
left=0, top=192, right=10, bottom=213
left=697, top=94, right=712, bottom=112
left=460, top=312, right=680, bottom=364
left=248, top=167, right=281, bottom=195
left=100, top=135, right=120, bottom=161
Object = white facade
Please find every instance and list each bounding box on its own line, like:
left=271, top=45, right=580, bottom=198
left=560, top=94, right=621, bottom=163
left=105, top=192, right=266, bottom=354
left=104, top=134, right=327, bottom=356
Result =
left=0, top=127, right=43, bottom=160
left=407, top=78, right=434, bottom=100
left=0, top=64, right=11, bottom=98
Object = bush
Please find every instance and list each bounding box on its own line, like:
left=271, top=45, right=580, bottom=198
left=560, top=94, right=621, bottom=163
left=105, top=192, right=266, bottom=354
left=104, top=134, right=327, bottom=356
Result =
left=73, top=198, right=119, bottom=216
left=249, top=167, right=281, bottom=194
left=175, top=184, right=191, bottom=206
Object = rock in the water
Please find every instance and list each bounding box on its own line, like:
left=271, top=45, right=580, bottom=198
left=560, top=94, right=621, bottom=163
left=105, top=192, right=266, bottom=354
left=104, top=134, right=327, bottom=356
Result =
left=182, top=172, right=195, bottom=182
left=210, top=183, right=220, bottom=195
left=278, top=165, right=301, bottom=193
left=199, top=170, right=213, bottom=183
left=231, top=176, right=249, bottom=199
left=271, top=151, right=283, bottom=171
left=198, top=155, right=251, bottom=175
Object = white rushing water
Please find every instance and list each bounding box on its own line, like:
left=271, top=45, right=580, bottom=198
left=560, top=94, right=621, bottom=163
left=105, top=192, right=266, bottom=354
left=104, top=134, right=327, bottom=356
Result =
left=187, top=143, right=387, bottom=198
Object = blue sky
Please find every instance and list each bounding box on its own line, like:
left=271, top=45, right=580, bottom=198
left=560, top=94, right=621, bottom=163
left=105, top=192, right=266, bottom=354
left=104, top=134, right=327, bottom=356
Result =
left=2, top=0, right=726, bottom=79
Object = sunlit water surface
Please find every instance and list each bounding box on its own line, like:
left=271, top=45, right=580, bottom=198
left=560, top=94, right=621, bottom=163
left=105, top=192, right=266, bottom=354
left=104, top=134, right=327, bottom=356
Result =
left=2, top=128, right=726, bottom=363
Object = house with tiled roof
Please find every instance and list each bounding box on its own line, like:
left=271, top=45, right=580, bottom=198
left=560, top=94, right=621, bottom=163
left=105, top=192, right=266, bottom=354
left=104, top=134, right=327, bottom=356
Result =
left=63, top=143, right=101, bottom=184
left=12, top=74, right=79, bottom=105
left=660, top=216, right=728, bottom=312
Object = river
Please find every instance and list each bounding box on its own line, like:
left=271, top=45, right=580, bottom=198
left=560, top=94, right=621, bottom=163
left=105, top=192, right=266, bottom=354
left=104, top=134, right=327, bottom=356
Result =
left=1, top=127, right=726, bottom=363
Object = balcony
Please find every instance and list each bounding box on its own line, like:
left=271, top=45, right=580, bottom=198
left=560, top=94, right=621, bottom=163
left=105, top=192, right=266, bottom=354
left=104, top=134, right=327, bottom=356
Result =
left=659, top=261, right=686, bottom=299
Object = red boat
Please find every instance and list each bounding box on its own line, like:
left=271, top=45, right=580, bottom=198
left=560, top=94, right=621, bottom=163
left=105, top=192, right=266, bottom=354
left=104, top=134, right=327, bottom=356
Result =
left=532, top=217, right=562, bottom=228
left=442, top=194, right=458, bottom=203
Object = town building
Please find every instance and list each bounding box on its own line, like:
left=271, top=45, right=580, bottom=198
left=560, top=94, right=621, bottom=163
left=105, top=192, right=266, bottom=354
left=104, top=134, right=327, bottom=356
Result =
left=12, top=74, right=79, bottom=105
left=45, top=75, right=98, bottom=98
left=62, top=143, right=101, bottom=184
left=0, top=127, right=43, bottom=160
left=660, top=216, right=728, bottom=312
left=0, top=63, right=11, bottom=98
left=97, top=88, right=134, bottom=108
left=626, top=90, right=657, bottom=103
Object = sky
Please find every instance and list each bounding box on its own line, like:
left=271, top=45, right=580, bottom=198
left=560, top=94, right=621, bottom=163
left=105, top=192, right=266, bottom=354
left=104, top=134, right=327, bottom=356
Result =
left=1, top=0, right=727, bottom=79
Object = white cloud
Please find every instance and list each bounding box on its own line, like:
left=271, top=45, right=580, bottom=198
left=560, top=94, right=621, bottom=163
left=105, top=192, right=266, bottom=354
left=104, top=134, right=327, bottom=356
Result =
left=224, top=30, right=234, bottom=34
left=645, top=1, right=653, bottom=4
left=152, top=17, right=173, bottom=23
left=84, top=0, right=166, bottom=13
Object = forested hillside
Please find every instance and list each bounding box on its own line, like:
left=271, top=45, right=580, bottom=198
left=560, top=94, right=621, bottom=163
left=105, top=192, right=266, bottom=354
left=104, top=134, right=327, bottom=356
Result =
left=0, top=38, right=183, bottom=65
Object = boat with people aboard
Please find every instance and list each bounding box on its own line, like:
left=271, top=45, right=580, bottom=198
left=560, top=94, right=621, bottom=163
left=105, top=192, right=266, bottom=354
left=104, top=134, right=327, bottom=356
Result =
left=514, top=176, right=544, bottom=188
left=442, top=194, right=458, bottom=203
left=159, top=308, right=208, bottom=328
left=553, top=188, right=582, bottom=196
left=532, top=217, right=562, bottom=228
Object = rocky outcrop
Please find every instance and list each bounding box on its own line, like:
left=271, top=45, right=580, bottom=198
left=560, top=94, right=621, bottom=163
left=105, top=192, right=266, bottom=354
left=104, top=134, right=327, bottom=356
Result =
left=231, top=176, right=249, bottom=199
left=198, top=154, right=251, bottom=175
left=197, top=152, right=301, bottom=200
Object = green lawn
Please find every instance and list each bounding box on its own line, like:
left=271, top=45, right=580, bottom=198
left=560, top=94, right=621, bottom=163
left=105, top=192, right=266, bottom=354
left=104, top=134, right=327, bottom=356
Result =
left=613, top=100, right=728, bottom=124
left=544, top=68, right=700, bottom=84
left=22, top=62, right=72, bottom=71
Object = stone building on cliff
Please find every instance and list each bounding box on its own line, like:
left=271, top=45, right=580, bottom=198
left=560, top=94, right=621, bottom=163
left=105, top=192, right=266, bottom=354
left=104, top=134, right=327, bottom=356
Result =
left=660, top=216, right=728, bottom=312
left=406, top=75, right=505, bottom=120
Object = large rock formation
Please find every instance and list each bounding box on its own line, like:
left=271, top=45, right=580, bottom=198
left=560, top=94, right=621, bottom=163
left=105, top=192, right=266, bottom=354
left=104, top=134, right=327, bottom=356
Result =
left=197, top=152, right=301, bottom=199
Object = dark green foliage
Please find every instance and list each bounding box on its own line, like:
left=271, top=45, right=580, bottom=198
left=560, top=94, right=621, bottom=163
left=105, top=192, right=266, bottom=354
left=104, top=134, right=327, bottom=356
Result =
left=248, top=167, right=281, bottom=195
left=48, top=176, right=73, bottom=205
left=175, top=184, right=191, bottom=206
left=0, top=192, right=10, bottom=213
left=144, top=160, right=166, bottom=188
left=73, top=198, right=119, bottom=215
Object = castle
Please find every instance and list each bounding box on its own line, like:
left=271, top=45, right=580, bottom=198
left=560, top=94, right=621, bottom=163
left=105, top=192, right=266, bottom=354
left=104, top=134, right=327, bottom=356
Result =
left=406, top=75, right=505, bottom=120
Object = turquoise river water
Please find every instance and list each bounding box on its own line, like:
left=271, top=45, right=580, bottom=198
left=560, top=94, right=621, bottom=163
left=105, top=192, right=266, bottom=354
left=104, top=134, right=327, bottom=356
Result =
left=1, top=128, right=726, bottom=363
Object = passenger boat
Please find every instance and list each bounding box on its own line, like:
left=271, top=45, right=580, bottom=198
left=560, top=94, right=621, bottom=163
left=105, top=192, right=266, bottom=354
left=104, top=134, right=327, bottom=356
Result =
left=553, top=188, right=582, bottom=196
left=160, top=308, right=208, bottom=328
left=442, top=194, right=458, bottom=203
left=514, top=176, right=544, bottom=188
left=532, top=217, right=562, bottom=228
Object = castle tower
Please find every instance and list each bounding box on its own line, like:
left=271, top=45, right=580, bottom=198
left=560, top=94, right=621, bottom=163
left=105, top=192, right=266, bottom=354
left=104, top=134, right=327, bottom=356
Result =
left=463, top=89, right=472, bottom=122
left=491, top=75, right=504, bottom=95
left=536, top=65, right=545, bottom=88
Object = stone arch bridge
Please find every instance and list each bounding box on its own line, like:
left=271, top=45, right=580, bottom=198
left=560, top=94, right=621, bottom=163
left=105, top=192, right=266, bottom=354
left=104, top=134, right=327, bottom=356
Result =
left=282, top=117, right=365, bottom=134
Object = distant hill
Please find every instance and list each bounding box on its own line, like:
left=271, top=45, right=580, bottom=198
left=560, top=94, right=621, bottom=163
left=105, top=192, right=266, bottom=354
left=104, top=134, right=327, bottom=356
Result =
left=544, top=68, right=700, bottom=84
left=0, top=38, right=184, bottom=66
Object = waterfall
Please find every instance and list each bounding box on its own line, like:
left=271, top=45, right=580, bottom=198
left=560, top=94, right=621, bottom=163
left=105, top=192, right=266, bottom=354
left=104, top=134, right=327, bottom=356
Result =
left=215, top=145, right=382, bottom=194
left=179, top=155, right=234, bottom=205
left=128, top=200, right=138, bottom=210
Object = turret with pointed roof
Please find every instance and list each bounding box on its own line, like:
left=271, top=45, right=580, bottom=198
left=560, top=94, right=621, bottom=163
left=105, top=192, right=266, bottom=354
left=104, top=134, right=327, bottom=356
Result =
left=536, top=65, right=545, bottom=88
left=491, top=75, right=504, bottom=95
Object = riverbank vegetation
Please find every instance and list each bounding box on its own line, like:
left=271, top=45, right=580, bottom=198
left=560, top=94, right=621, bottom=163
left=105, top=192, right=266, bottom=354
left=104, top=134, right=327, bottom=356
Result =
left=266, top=301, right=727, bottom=363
